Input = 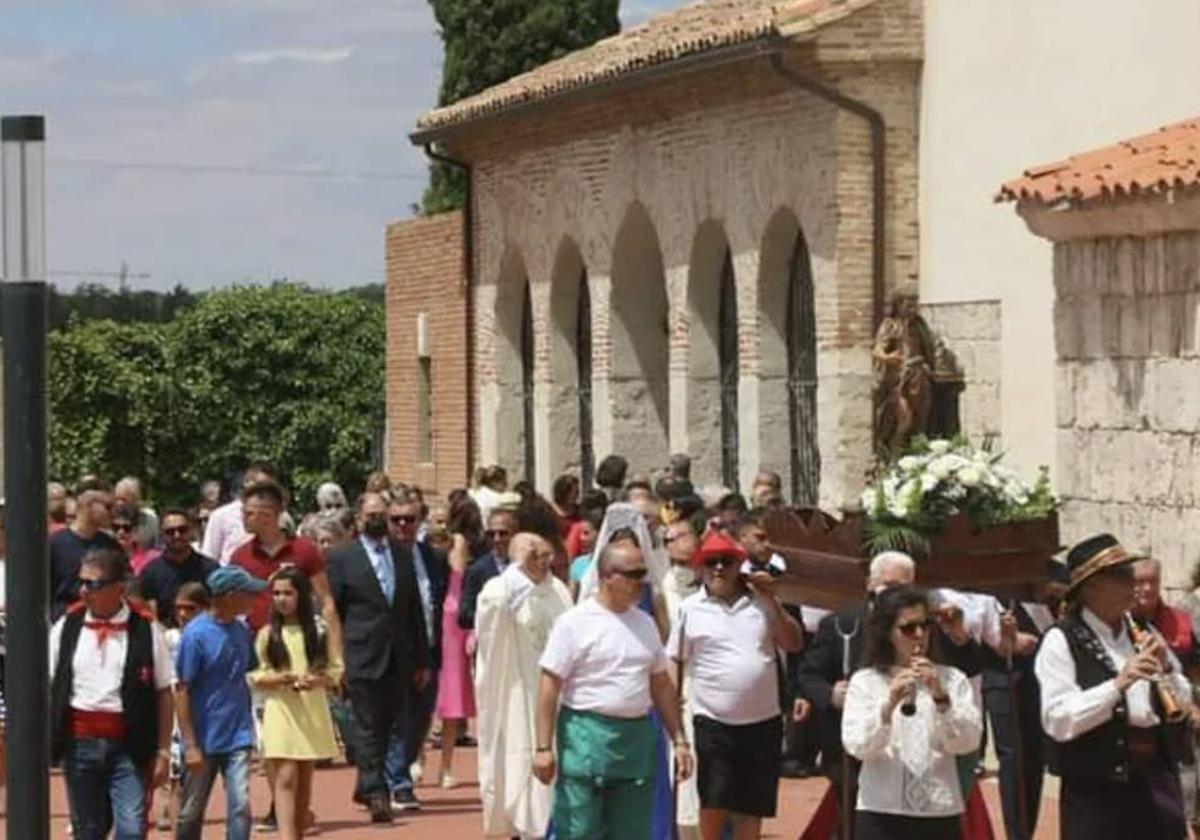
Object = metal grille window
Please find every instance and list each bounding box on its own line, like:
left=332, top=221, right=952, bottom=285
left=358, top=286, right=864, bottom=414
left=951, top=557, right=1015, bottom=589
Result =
left=787, top=231, right=820, bottom=505
left=520, top=283, right=536, bottom=484
left=718, top=250, right=740, bottom=489
left=576, top=269, right=595, bottom=489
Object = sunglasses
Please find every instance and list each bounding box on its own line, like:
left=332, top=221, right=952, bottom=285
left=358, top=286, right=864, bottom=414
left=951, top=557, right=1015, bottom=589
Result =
left=895, top=619, right=934, bottom=638
left=175, top=603, right=200, bottom=613
left=610, top=567, right=649, bottom=581
left=78, top=577, right=121, bottom=593
left=163, top=525, right=190, bottom=537
left=112, top=522, right=134, bottom=534
left=486, top=529, right=512, bottom=539
left=704, top=556, right=736, bottom=570
left=390, top=515, right=417, bottom=525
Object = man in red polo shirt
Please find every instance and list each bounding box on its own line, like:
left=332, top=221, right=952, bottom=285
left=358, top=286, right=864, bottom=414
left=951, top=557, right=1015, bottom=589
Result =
left=230, top=480, right=340, bottom=645
left=231, top=479, right=344, bottom=830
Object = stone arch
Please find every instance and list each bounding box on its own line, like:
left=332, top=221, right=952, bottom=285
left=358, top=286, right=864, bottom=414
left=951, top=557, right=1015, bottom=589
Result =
left=494, top=248, right=535, bottom=482
left=687, top=219, right=740, bottom=488
left=759, top=208, right=820, bottom=505
left=548, top=237, right=594, bottom=486
left=609, top=202, right=669, bottom=473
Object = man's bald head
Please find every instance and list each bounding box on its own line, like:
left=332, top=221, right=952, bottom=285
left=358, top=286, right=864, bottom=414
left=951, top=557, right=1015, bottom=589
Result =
left=598, top=539, right=643, bottom=577
left=511, top=532, right=553, bottom=583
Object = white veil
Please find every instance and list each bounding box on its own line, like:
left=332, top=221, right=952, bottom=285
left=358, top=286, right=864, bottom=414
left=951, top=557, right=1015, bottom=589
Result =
left=578, top=502, right=669, bottom=602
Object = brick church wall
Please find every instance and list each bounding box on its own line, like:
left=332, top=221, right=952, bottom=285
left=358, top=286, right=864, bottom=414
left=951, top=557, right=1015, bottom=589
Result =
left=384, top=212, right=469, bottom=498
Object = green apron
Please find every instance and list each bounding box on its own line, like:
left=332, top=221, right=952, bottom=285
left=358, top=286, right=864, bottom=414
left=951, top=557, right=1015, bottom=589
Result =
left=554, top=706, right=658, bottom=839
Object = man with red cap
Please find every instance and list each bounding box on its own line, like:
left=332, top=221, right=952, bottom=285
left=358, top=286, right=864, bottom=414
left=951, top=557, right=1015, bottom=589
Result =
left=668, top=529, right=803, bottom=839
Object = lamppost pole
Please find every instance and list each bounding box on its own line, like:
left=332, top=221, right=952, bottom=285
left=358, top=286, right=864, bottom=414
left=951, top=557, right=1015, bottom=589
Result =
left=1, top=113, right=51, bottom=840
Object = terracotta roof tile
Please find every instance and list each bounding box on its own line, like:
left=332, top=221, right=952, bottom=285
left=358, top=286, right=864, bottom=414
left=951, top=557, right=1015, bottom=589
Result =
left=414, top=0, right=878, bottom=135
left=999, top=117, right=1200, bottom=206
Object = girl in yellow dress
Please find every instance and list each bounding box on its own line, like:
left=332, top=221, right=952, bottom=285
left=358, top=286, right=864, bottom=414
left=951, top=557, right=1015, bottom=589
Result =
left=249, top=567, right=343, bottom=840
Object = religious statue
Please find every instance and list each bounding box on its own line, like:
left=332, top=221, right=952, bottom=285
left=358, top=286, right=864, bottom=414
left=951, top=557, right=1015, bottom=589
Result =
left=872, top=291, right=964, bottom=452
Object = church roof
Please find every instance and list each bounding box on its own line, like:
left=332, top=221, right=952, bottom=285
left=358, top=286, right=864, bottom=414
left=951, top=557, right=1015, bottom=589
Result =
left=999, top=116, right=1200, bottom=207
left=414, top=0, right=879, bottom=137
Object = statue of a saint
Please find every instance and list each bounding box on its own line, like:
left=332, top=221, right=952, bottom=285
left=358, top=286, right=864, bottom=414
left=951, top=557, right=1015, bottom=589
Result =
left=872, top=292, right=937, bottom=452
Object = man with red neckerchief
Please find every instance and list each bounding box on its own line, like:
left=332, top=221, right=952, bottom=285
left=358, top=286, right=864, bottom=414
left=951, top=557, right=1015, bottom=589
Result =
left=50, top=548, right=174, bottom=840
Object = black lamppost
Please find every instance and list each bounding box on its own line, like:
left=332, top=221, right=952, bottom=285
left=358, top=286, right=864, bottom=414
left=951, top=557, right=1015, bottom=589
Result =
left=2, top=113, right=51, bottom=840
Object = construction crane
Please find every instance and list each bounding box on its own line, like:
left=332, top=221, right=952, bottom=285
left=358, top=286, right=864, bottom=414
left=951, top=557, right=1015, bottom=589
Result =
left=49, top=262, right=151, bottom=289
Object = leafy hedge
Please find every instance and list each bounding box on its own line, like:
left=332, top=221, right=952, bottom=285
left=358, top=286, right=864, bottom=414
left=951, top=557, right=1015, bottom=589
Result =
left=48, top=282, right=384, bottom=509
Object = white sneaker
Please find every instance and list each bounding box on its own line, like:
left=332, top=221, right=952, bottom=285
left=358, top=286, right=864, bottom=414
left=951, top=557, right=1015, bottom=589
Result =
left=410, top=760, right=423, bottom=785
left=440, top=773, right=458, bottom=790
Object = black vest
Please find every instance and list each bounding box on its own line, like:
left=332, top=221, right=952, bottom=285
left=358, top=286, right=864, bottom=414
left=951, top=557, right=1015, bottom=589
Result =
left=51, top=606, right=160, bottom=767
left=1052, top=611, right=1172, bottom=784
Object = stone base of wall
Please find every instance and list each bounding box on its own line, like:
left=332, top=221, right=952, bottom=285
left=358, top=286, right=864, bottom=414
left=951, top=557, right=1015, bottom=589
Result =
left=920, top=300, right=1002, bottom=443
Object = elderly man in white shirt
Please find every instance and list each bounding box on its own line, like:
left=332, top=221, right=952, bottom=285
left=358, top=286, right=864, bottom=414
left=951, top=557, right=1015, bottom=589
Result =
left=670, top=530, right=802, bottom=840
left=200, top=463, right=274, bottom=564
left=50, top=548, right=175, bottom=840
left=1034, top=533, right=1190, bottom=840
left=534, top=537, right=694, bottom=840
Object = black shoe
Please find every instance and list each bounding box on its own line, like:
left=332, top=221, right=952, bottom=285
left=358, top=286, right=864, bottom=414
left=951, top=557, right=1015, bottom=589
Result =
left=455, top=733, right=477, bottom=748
left=369, top=794, right=394, bottom=824
left=780, top=758, right=819, bottom=779
left=254, top=811, right=278, bottom=832
left=391, top=789, right=422, bottom=812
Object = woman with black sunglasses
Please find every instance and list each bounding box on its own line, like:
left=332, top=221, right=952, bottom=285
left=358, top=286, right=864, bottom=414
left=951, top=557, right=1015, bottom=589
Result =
left=841, top=586, right=982, bottom=840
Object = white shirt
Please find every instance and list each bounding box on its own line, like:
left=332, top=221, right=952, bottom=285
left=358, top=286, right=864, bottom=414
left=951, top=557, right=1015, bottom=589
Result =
left=934, top=589, right=1003, bottom=650
left=1035, top=607, right=1191, bottom=741
left=540, top=599, right=669, bottom=719
left=842, top=665, right=981, bottom=817
left=668, top=589, right=780, bottom=724
left=201, top=499, right=249, bottom=565
left=49, top=604, right=175, bottom=713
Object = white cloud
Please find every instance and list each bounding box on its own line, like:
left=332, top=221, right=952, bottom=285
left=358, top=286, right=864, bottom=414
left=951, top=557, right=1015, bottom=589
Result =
left=233, top=46, right=356, bottom=66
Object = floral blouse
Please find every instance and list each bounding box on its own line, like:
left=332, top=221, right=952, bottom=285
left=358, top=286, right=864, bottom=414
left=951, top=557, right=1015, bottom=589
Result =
left=841, top=664, right=982, bottom=817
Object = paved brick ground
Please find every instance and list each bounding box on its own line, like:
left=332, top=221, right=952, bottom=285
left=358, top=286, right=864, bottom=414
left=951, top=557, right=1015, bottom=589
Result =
left=2, top=753, right=1062, bottom=839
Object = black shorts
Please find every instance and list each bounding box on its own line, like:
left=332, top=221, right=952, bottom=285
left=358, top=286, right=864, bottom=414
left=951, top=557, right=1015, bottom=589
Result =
left=693, top=714, right=782, bottom=817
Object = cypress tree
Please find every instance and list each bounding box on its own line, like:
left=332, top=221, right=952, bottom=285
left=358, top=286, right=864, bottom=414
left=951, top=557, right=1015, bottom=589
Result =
left=423, top=0, right=621, bottom=214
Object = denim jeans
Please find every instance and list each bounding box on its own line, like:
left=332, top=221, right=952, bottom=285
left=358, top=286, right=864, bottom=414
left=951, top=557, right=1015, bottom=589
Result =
left=386, top=674, right=438, bottom=795
left=176, top=747, right=252, bottom=840
left=64, top=737, right=147, bottom=840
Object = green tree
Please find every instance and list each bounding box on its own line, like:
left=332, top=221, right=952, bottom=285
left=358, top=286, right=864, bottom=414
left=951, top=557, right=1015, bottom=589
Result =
left=48, top=320, right=171, bottom=486
left=48, top=283, right=386, bottom=510
left=422, top=0, right=620, bottom=213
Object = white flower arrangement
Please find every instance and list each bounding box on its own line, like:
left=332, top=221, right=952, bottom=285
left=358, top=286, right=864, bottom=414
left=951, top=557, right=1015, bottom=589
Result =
left=861, top=437, right=1056, bottom=556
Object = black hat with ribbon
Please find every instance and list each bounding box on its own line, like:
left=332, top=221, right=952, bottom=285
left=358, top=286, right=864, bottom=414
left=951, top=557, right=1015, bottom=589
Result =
left=1065, top=533, right=1143, bottom=593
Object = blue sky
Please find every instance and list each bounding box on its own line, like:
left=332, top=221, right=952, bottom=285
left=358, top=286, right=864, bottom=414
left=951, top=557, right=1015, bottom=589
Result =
left=0, top=0, right=676, bottom=290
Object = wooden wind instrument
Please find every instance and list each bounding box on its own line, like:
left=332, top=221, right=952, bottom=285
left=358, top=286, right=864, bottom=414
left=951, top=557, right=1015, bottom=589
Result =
left=1125, top=613, right=1187, bottom=724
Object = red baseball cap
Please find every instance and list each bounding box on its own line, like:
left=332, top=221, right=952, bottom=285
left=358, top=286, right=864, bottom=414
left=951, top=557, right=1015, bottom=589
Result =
left=692, top=530, right=748, bottom=568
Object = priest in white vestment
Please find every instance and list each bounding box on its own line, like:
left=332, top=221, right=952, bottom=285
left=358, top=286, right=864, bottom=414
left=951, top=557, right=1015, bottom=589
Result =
left=475, top=532, right=573, bottom=838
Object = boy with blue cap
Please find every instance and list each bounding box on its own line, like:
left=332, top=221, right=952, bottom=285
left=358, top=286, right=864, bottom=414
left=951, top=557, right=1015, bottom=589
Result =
left=175, top=565, right=266, bottom=840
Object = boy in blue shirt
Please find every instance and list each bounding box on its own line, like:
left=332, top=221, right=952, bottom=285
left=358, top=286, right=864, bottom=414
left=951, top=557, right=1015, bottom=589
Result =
left=174, top=566, right=266, bottom=840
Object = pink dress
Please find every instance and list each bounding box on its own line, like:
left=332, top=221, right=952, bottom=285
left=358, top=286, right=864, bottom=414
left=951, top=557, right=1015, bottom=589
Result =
left=435, top=568, right=476, bottom=719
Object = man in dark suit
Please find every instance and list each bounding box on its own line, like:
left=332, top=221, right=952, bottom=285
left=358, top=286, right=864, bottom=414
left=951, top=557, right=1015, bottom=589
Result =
left=457, top=508, right=517, bottom=631
left=384, top=497, right=449, bottom=810
left=327, top=492, right=431, bottom=824
left=980, top=560, right=1068, bottom=840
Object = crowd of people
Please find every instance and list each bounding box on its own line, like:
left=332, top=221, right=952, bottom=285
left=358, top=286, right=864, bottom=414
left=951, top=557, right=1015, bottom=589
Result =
left=20, top=451, right=1200, bottom=839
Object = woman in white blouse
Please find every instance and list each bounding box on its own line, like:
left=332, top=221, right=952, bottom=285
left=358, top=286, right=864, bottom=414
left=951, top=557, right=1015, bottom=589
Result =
left=841, top=586, right=982, bottom=840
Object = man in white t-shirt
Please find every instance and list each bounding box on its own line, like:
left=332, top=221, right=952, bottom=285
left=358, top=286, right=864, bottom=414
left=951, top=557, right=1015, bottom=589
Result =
left=671, top=529, right=803, bottom=839
left=534, top=538, right=694, bottom=839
